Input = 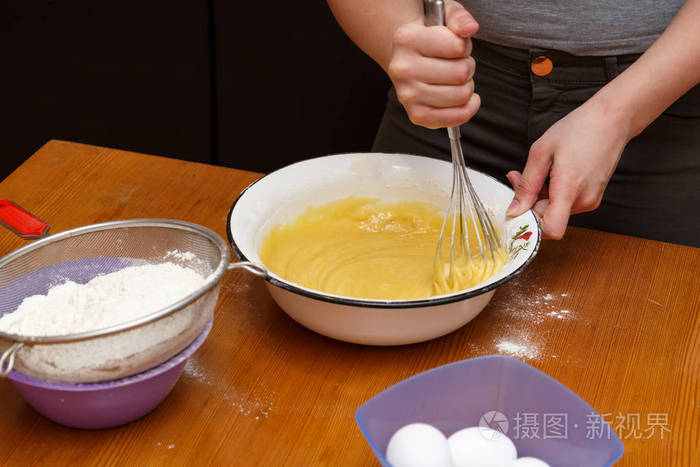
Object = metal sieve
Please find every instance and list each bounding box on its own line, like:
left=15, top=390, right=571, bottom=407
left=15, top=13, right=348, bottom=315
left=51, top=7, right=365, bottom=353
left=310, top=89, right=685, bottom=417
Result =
left=0, top=200, right=261, bottom=383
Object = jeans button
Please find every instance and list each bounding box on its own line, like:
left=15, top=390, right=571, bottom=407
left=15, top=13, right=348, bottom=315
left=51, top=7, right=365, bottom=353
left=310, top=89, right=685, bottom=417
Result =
left=531, top=56, right=553, bottom=76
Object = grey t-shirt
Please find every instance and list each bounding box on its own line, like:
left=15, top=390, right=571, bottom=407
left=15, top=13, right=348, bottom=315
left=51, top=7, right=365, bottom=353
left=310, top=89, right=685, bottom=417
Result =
left=462, top=0, right=686, bottom=56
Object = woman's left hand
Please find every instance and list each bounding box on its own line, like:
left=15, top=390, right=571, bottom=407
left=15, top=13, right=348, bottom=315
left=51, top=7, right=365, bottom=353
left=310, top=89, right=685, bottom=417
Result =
left=505, top=98, right=632, bottom=239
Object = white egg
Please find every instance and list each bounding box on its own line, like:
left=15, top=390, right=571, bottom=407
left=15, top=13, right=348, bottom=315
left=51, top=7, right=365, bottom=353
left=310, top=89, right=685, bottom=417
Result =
left=386, top=423, right=452, bottom=467
left=511, top=457, right=551, bottom=467
left=447, top=426, right=517, bottom=467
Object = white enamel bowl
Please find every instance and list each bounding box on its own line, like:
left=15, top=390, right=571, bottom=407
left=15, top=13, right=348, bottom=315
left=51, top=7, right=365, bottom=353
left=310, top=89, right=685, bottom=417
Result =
left=226, top=153, right=540, bottom=345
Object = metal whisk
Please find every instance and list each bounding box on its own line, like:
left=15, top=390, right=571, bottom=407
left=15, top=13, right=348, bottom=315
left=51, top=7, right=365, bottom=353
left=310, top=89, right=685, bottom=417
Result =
left=424, top=0, right=501, bottom=290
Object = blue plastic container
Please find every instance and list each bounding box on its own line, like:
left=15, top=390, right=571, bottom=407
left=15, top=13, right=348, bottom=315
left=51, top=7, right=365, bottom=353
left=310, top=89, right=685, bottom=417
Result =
left=356, top=355, right=623, bottom=466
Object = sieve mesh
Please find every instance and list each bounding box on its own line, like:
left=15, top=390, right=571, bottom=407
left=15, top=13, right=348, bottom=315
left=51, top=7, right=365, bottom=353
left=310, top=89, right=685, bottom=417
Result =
left=0, top=219, right=229, bottom=383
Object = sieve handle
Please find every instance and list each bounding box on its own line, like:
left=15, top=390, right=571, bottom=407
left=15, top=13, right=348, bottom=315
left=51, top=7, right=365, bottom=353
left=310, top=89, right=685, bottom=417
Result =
left=228, top=261, right=269, bottom=278
left=0, top=342, right=23, bottom=377
left=0, top=200, right=50, bottom=239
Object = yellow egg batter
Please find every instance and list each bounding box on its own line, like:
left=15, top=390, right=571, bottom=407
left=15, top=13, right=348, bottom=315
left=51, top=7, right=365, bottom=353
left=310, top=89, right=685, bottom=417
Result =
left=259, top=197, right=507, bottom=300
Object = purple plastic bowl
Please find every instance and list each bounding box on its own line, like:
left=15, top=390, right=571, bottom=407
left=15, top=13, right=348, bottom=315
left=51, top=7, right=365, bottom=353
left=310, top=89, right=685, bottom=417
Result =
left=356, top=355, right=624, bottom=467
left=8, top=318, right=212, bottom=429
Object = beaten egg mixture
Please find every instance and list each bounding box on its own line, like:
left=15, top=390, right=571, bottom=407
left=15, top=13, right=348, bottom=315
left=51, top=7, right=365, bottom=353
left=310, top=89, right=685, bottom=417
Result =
left=259, top=197, right=507, bottom=300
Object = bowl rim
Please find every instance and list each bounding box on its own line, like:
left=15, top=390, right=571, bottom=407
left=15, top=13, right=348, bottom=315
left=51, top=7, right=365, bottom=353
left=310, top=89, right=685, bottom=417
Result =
left=7, top=318, right=213, bottom=391
left=226, top=153, right=541, bottom=309
left=354, top=355, right=625, bottom=467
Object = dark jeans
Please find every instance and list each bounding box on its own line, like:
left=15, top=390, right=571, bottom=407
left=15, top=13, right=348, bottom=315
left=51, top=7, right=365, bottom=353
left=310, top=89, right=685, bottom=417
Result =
left=372, top=39, right=700, bottom=247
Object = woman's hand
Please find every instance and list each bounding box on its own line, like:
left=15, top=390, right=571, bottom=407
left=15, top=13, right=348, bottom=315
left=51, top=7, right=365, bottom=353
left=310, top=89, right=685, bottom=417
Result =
left=505, top=98, right=632, bottom=239
left=387, top=1, right=480, bottom=129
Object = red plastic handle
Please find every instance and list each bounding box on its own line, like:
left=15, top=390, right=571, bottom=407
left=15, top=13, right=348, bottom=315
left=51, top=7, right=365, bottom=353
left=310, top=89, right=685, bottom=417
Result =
left=0, top=200, right=50, bottom=238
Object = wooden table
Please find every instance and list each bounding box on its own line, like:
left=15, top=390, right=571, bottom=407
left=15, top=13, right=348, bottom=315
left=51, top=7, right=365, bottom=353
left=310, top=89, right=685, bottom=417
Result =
left=0, top=141, right=697, bottom=466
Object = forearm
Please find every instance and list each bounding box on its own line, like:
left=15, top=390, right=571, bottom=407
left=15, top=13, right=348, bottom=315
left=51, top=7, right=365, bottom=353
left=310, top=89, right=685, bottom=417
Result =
left=327, top=0, right=423, bottom=72
left=590, top=0, right=700, bottom=140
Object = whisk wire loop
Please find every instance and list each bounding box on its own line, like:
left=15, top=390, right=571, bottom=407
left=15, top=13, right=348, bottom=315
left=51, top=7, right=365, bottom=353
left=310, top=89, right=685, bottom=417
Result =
left=433, top=126, right=502, bottom=292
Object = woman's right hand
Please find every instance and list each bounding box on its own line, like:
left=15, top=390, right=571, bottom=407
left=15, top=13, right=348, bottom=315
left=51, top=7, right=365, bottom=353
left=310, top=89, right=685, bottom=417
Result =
left=388, top=1, right=480, bottom=129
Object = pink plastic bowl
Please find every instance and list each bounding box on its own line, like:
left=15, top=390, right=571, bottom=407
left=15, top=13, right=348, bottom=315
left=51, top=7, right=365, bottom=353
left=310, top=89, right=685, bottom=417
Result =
left=8, top=319, right=212, bottom=429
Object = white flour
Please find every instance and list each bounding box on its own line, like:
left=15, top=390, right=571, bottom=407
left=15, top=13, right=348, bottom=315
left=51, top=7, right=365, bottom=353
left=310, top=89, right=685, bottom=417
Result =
left=0, top=257, right=215, bottom=383
left=0, top=263, right=205, bottom=336
left=488, top=275, right=579, bottom=362
left=495, top=340, right=540, bottom=360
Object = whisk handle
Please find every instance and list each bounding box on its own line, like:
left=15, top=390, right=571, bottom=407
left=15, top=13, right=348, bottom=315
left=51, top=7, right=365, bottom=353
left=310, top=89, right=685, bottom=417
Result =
left=423, top=0, right=446, bottom=27
left=424, top=1, right=462, bottom=142
left=0, top=200, right=50, bottom=239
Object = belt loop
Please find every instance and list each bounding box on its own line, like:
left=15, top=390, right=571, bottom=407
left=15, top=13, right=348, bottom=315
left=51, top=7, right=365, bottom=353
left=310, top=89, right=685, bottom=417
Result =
left=604, top=57, right=619, bottom=80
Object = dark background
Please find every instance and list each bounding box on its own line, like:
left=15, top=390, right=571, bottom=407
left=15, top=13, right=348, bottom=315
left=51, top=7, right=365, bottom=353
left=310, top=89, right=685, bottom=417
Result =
left=1, top=1, right=391, bottom=180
